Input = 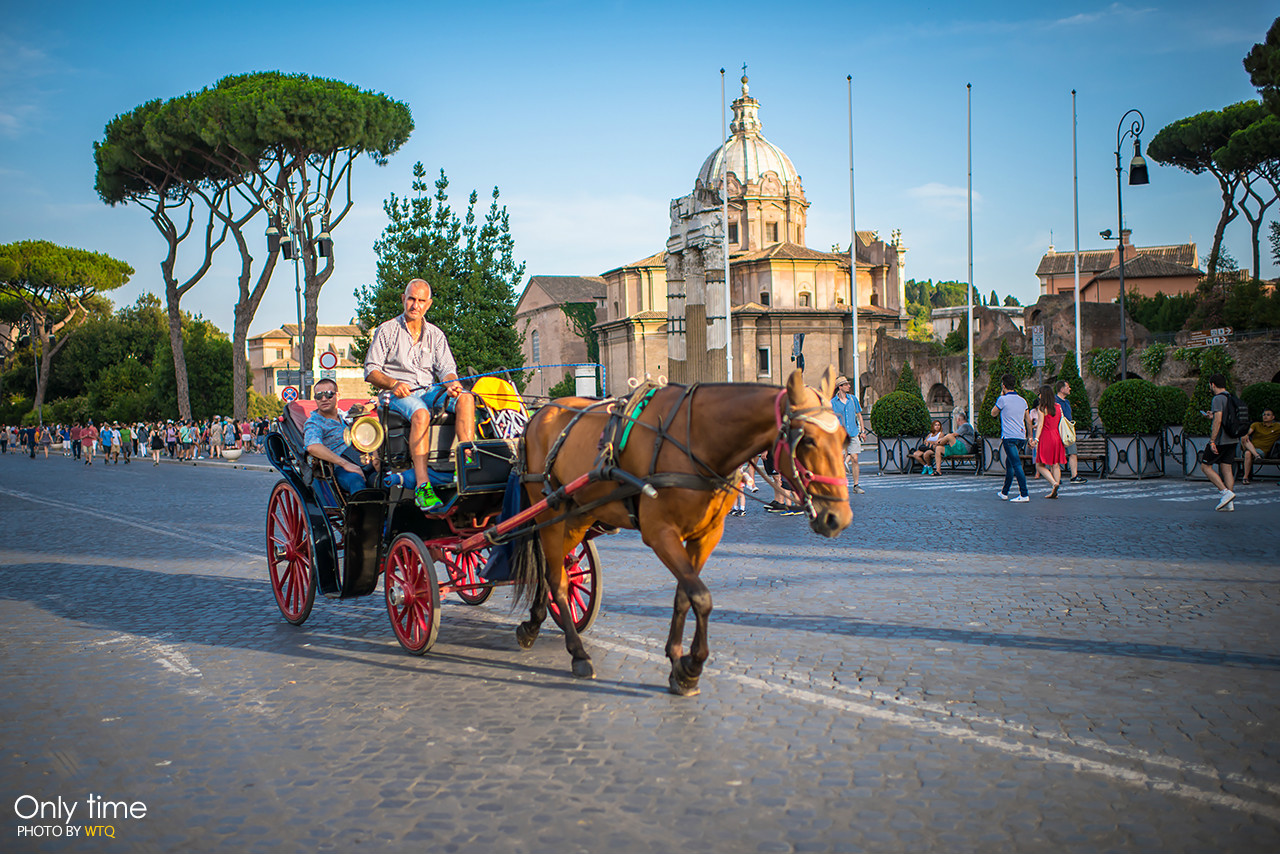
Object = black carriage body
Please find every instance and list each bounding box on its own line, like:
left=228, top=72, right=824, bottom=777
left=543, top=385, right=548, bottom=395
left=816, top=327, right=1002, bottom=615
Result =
left=265, top=402, right=511, bottom=601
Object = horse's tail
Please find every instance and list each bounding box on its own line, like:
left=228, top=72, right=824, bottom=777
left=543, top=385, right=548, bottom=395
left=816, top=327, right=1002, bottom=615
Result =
left=508, top=435, right=548, bottom=609
left=507, top=527, right=548, bottom=609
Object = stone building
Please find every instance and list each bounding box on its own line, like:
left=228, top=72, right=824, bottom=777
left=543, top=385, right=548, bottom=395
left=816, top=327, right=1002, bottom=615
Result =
left=1036, top=231, right=1200, bottom=303
left=247, top=323, right=365, bottom=399
left=514, top=275, right=606, bottom=398
left=575, top=74, right=908, bottom=395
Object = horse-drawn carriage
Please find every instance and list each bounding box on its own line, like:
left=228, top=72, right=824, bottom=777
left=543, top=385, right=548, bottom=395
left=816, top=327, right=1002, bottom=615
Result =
left=263, top=378, right=602, bottom=655
left=264, top=367, right=851, bottom=695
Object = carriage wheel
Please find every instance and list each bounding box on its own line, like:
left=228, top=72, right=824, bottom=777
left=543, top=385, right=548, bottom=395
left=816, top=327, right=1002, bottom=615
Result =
left=384, top=533, right=441, bottom=655
left=549, top=539, right=602, bottom=634
left=440, top=546, right=493, bottom=606
left=266, top=480, right=316, bottom=625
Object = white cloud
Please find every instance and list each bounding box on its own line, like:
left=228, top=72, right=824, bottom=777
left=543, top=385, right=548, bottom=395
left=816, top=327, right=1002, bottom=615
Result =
left=905, top=183, right=983, bottom=221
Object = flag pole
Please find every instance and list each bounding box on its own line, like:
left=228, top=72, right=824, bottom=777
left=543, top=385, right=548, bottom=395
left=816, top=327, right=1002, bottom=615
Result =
left=848, top=74, right=859, bottom=401
left=1072, top=89, right=1082, bottom=376
left=966, top=83, right=974, bottom=420
left=721, top=68, right=733, bottom=382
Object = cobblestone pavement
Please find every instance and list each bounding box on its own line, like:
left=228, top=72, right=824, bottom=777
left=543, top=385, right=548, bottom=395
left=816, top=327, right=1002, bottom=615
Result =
left=2, top=451, right=1278, bottom=853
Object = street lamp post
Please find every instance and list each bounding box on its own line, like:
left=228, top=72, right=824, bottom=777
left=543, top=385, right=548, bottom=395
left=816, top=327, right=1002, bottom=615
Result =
left=1112, top=109, right=1149, bottom=380
left=265, top=180, right=332, bottom=400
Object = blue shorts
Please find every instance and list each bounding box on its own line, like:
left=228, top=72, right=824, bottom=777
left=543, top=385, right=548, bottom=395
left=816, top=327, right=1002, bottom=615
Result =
left=386, top=384, right=457, bottom=422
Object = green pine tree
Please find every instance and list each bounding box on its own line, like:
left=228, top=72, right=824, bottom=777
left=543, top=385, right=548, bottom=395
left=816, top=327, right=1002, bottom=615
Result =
left=977, top=340, right=1020, bottom=436
left=895, top=362, right=924, bottom=399
left=353, top=163, right=526, bottom=386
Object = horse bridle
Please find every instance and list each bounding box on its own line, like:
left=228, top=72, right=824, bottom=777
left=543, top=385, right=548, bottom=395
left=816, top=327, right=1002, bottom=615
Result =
left=772, top=389, right=849, bottom=518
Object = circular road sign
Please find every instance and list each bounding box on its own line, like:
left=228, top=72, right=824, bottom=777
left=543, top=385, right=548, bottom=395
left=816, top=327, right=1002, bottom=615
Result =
left=281, top=386, right=299, bottom=403
left=318, top=351, right=338, bottom=370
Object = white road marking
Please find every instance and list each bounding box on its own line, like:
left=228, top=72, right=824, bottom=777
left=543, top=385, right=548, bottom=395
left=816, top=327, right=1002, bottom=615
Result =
left=585, top=633, right=1280, bottom=822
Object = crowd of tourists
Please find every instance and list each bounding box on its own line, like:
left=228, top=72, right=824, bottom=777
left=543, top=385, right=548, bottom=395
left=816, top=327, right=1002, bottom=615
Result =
left=0, top=417, right=274, bottom=465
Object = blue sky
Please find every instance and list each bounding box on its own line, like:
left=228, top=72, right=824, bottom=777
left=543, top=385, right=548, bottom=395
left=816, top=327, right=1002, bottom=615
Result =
left=2, top=1, right=1276, bottom=338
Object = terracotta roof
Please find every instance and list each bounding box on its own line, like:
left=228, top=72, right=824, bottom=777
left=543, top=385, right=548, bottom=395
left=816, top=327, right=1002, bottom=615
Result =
left=281, top=324, right=362, bottom=336
left=249, top=328, right=293, bottom=342
left=1036, top=242, right=1197, bottom=277
left=524, top=275, right=607, bottom=304
left=733, top=242, right=849, bottom=263
left=1095, top=255, right=1202, bottom=280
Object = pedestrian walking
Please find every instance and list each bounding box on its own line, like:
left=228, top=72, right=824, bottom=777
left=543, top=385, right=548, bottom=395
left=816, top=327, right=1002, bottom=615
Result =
left=82, top=421, right=98, bottom=465
left=119, top=423, right=132, bottom=463
left=1030, top=385, right=1065, bottom=499
left=1200, top=373, right=1239, bottom=511
left=37, top=425, right=53, bottom=459
left=992, top=374, right=1032, bottom=503
left=150, top=421, right=164, bottom=465
left=831, top=376, right=867, bottom=494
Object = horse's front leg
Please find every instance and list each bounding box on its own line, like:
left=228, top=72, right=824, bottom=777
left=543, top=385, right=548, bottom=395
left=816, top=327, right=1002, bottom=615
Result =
left=646, top=526, right=716, bottom=697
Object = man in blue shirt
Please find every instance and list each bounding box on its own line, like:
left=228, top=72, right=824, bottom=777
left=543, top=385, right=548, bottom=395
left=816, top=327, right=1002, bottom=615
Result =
left=1055, top=380, right=1086, bottom=484
left=831, top=375, right=866, bottom=495
left=992, top=373, right=1033, bottom=502
left=304, top=379, right=373, bottom=495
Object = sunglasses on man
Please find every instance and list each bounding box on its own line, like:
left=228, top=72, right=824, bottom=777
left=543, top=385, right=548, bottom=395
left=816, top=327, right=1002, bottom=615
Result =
left=314, top=391, right=336, bottom=400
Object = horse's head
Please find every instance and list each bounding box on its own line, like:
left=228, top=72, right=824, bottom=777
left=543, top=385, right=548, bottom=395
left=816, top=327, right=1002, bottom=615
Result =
left=776, top=366, right=853, bottom=538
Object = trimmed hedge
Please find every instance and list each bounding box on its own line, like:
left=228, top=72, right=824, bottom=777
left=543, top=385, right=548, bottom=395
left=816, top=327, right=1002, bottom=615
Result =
left=1241, top=382, right=1280, bottom=423
left=1098, top=378, right=1163, bottom=434
left=869, top=390, right=931, bottom=438
left=1154, top=385, right=1190, bottom=428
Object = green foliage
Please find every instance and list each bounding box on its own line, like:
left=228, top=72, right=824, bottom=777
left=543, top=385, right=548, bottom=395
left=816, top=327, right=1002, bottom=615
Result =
left=1087, top=348, right=1128, bottom=383
left=1098, top=379, right=1164, bottom=434
left=1183, top=346, right=1236, bottom=435
left=1056, top=350, right=1092, bottom=429
left=1125, top=290, right=1197, bottom=334
left=354, top=164, right=526, bottom=387
left=976, top=340, right=1020, bottom=437
left=1154, top=385, right=1191, bottom=428
left=1241, top=382, right=1280, bottom=421
left=560, top=303, right=599, bottom=363
left=1245, top=16, right=1280, bottom=117
left=547, top=372, right=575, bottom=399
left=869, top=390, right=931, bottom=438
left=942, top=316, right=967, bottom=354
left=895, top=362, right=923, bottom=398
left=247, top=389, right=284, bottom=419
left=1138, top=342, right=1169, bottom=377
left=1003, top=295, right=1021, bottom=307
left=1148, top=103, right=1263, bottom=277
left=150, top=317, right=233, bottom=420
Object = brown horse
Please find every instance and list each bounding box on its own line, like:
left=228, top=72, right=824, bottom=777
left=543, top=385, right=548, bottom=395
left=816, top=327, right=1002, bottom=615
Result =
left=510, top=365, right=852, bottom=695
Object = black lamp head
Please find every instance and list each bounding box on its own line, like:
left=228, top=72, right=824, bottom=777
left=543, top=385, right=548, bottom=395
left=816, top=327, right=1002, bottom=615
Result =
left=1128, top=140, right=1149, bottom=186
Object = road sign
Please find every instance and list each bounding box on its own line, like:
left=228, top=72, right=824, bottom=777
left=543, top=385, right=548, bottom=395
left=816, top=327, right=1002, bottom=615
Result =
left=1030, top=325, right=1045, bottom=367
left=318, top=352, right=338, bottom=370
left=280, top=386, right=299, bottom=403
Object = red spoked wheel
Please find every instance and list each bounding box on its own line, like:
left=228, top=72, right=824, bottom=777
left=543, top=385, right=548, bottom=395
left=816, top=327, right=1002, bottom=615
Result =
left=266, top=480, right=316, bottom=625
left=549, top=539, right=602, bottom=634
left=384, top=533, right=440, bottom=655
left=440, top=546, right=493, bottom=606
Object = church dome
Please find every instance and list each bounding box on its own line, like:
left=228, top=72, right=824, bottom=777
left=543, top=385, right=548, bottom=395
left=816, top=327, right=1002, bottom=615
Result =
left=696, top=75, right=802, bottom=193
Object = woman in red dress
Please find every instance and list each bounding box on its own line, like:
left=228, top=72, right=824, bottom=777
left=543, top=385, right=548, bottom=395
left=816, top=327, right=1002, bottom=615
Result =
left=1031, top=384, right=1066, bottom=499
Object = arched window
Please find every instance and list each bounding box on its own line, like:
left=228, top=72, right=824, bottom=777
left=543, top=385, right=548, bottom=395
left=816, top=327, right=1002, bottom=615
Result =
left=798, top=292, right=811, bottom=307
left=928, top=383, right=954, bottom=408
left=531, top=329, right=540, bottom=364
left=760, top=291, right=771, bottom=306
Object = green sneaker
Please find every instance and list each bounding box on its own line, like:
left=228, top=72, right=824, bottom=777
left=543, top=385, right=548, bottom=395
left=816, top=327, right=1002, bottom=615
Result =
left=414, top=482, right=442, bottom=511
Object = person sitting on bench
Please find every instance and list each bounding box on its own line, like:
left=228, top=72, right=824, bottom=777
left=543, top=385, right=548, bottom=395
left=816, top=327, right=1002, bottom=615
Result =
left=304, top=378, right=375, bottom=495
left=926, top=411, right=976, bottom=475
left=1242, top=408, right=1280, bottom=483
left=364, top=278, right=476, bottom=510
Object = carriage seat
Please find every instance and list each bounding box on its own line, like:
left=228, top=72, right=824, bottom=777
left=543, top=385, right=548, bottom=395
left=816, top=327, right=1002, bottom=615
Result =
left=378, top=392, right=456, bottom=472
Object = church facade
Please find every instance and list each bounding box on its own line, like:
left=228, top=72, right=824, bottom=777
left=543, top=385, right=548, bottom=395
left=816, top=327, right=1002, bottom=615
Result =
left=575, top=75, right=908, bottom=397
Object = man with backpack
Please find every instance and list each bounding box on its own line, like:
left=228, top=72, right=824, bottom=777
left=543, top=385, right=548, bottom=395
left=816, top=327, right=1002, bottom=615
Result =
left=1200, top=373, right=1246, bottom=511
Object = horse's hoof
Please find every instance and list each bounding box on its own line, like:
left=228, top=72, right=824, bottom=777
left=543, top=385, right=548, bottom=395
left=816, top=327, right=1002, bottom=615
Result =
left=572, top=658, right=596, bottom=679
left=668, top=673, right=700, bottom=697
left=516, top=623, right=539, bottom=649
